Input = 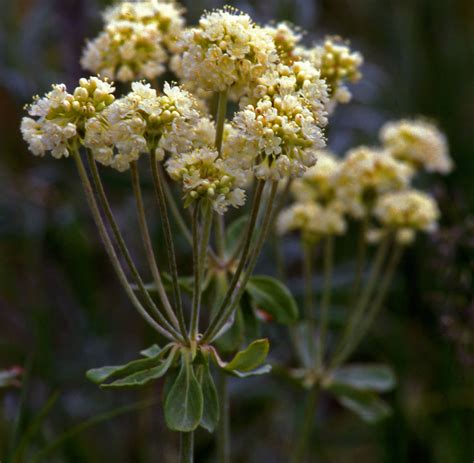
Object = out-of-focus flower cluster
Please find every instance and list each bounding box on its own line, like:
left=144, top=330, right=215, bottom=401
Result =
left=81, top=0, right=184, bottom=82
left=278, top=118, right=452, bottom=245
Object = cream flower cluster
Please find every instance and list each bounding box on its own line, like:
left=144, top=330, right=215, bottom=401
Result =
left=296, top=37, right=362, bottom=109
left=81, top=0, right=184, bottom=82
left=379, top=118, right=453, bottom=174
left=371, top=189, right=440, bottom=245
left=265, top=22, right=303, bottom=64
left=84, top=82, right=201, bottom=171
left=21, top=77, right=115, bottom=159
left=334, top=146, right=414, bottom=218
left=176, top=7, right=278, bottom=99
left=291, top=150, right=340, bottom=203
left=166, top=147, right=247, bottom=214
left=277, top=201, right=346, bottom=243
left=233, top=61, right=329, bottom=180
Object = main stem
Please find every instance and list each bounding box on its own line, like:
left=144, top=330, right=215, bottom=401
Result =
left=217, top=370, right=231, bottom=463
left=180, top=432, right=194, bottom=463
left=291, top=386, right=319, bottom=463
left=150, top=151, right=189, bottom=343
left=72, top=151, right=173, bottom=339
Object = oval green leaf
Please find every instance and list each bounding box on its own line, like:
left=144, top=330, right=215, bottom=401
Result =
left=246, top=276, right=299, bottom=324
left=197, top=360, right=220, bottom=433
left=164, top=352, right=203, bottom=432
left=225, top=339, right=270, bottom=373
left=327, top=364, right=396, bottom=392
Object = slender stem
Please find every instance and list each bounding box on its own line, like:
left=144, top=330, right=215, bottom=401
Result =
left=159, top=164, right=193, bottom=246
left=73, top=151, right=174, bottom=339
left=317, top=235, right=334, bottom=370
left=302, top=242, right=314, bottom=320
left=150, top=151, right=189, bottom=343
left=180, top=432, right=194, bottom=463
left=330, top=237, right=391, bottom=368
left=202, top=180, right=265, bottom=343
left=190, top=202, right=213, bottom=339
left=217, top=370, right=231, bottom=463
left=86, top=152, right=182, bottom=340
left=215, top=214, right=226, bottom=259
left=206, top=181, right=278, bottom=343
left=351, top=218, right=368, bottom=302
left=130, top=162, right=179, bottom=329
left=351, top=243, right=403, bottom=350
left=215, top=90, right=228, bottom=155
left=291, top=386, right=319, bottom=463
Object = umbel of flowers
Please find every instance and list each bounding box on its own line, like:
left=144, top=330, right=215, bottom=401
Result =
left=21, top=1, right=452, bottom=462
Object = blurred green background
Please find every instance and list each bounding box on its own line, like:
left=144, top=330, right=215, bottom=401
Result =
left=0, top=0, right=473, bottom=461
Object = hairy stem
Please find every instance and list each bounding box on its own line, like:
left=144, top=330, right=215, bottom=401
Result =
left=331, top=237, right=391, bottom=368
left=180, top=432, right=194, bottom=463
left=350, top=242, right=403, bottom=351
left=150, top=151, right=189, bottom=343
left=73, top=151, right=174, bottom=339
left=130, top=162, right=179, bottom=330
left=202, top=180, right=265, bottom=343
left=351, top=218, right=368, bottom=302
left=317, top=235, right=334, bottom=370
left=206, top=181, right=278, bottom=343
left=86, top=152, right=182, bottom=340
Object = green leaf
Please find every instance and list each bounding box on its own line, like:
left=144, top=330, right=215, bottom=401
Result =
left=86, top=344, right=172, bottom=384
left=333, top=387, right=392, bottom=424
left=197, top=360, right=219, bottom=433
left=140, top=344, right=162, bottom=358
left=327, top=364, right=396, bottom=392
left=164, top=351, right=203, bottom=432
left=246, top=276, right=299, bottom=324
left=225, top=215, right=248, bottom=257
left=225, top=339, right=270, bottom=372
left=102, top=347, right=178, bottom=388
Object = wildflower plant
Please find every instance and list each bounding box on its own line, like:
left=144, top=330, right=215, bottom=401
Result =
left=21, top=1, right=452, bottom=461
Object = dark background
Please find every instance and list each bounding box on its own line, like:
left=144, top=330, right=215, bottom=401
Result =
left=1, top=0, right=473, bottom=461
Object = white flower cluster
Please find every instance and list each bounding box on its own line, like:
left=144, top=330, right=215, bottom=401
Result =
left=379, top=118, right=453, bottom=174
left=81, top=0, right=184, bottom=82
left=233, top=60, right=329, bottom=180
left=166, top=147, right=247, bottom=214
left=175, top=7, right=278, bottom=99
left=334, top=146, right=414, bottom=218
left=371, top=189, right=440, bottom=245
left=84, top=82, right=201, bottom=171
left=21, top=77, right=115, bottom=158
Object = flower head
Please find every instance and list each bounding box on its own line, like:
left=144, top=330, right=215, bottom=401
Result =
left=21, top=77, right=115, bottom=158
left=291, top=149, right=340, bottom=203
left=334, top=146, right=414, bottom=218
left=176, top=7, right=278, bottom=99
left=232, top=61, right=329, bottom=180
left=84, top=82, right=201, bottom=171
left=380, top=118, right=453, bottom=174
left=277, top=201, right=346, bottom=243
left=264, top=22, right=303, bottom=64
left=297, top=37, right=362, bottom=110
left=81, top=0, right=184, bottom=82
left=371, top=189, right=440, bottom=245
left=166, top=147, right=247, bottom=214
